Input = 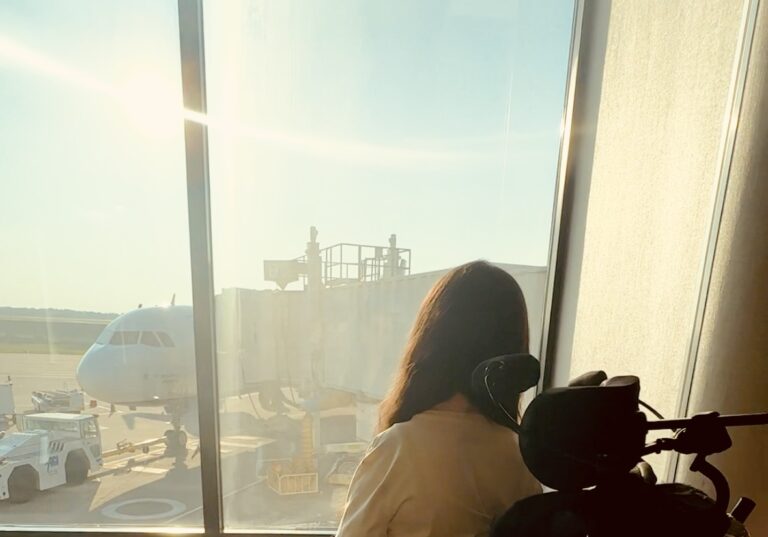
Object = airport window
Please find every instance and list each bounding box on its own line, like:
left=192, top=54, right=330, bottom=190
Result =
left=1, top=0, right=583, bottom=533
left=0, top=0, right=202, bottom=528
left=140, top=331, right=162, bottom=347
left=202, top=0, right=575, bottom=531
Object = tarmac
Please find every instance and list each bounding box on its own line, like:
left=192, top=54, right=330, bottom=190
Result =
left=0, top=353, right=348, bottom=531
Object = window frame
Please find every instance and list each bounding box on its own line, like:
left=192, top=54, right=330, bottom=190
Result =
left=177, top=0, right=586, bottom=534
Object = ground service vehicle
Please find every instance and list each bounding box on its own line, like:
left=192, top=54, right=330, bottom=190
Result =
left=0, top=382, right=14, bottom=431
left=31, top=389, right=85, bottom=413
left=0, top=413, right=102, bottom=503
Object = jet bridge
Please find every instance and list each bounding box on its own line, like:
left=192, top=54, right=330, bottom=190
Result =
left=215, top=229, right=548, bottom=404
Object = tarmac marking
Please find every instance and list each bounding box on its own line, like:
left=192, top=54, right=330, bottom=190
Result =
left=101, top=451, right=166, bottom=471
left=101, top=498, right=187, bottom=521
left=219, top=438, right=274, bottom=449
left=130, top=466, right=168, bottom=475
left=220, top=440, right=270, bottom=450
left=8, top=374, right=74, bottom=379
left=166, top=477, right=265, bottom=523
left=224, top=435, right=266, bottom=441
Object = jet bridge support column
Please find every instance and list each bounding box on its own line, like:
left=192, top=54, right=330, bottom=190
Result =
left=306, top=227, right=325, bottom=389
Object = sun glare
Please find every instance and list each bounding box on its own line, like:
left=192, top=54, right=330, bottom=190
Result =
left=120, top=73, right=182, bottom=140
left=1, top=34, right=489, bottom=167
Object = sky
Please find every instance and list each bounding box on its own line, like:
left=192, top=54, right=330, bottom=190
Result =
left=0, top=0, right=574, bottom=313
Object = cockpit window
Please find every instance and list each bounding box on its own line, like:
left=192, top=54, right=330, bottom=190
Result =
left=96, top=329, right=113, bottom=345
left=157, top=331, right=175, bottom=348
left=140, top=331, right=162, bottom=347
left=110, top=331, right=139, bottom=345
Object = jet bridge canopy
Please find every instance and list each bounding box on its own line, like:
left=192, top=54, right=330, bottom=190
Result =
left=216, top=264, right=547, bottom=401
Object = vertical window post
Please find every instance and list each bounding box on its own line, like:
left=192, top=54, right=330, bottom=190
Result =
left=538, top=0, right=585, bottom=391
left=178, top=0, right=223, bottom=532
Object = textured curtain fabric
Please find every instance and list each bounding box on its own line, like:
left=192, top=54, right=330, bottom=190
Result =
left=680, top=2, right=768, bottom=533
left=554, top=0, right=745, bottom=476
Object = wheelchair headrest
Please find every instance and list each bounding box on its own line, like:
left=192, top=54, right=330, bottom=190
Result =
left=519, top=374, right=647, bottom=491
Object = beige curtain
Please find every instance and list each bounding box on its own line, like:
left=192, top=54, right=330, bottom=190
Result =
left=678, top=1, right=768, bottom=532
left=550, top=0, right=768, bottom=530
left=550, top=0, right=746, bottom=477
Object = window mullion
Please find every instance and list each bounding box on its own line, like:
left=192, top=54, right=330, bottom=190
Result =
left=178, top=0, right=223, bottom=533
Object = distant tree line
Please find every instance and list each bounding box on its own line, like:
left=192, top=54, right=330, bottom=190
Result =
left=0, top=308, right=115, bottom=355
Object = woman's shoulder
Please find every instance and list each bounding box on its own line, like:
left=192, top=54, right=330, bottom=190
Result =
left=353, top=423, right=417, bottom=479
left=364, top=418, right=436, bottom=463
left=368, top=421, right=411, bottom=452
left=374, top=410, right=514, bottom=448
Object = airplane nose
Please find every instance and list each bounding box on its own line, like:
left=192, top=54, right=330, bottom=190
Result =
left=76, top=345, right=124, bottom=403
left=76, top=346, right=103, bottom=400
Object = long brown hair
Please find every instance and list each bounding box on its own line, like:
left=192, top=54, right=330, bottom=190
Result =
left=378, top=260, right=529, bottom=431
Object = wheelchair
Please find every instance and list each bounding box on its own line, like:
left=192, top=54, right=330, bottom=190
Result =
left=471, top=354, right=767, bottom=537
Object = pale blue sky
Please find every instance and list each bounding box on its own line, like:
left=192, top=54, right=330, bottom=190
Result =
left=0, top=0, right=574, bottom=313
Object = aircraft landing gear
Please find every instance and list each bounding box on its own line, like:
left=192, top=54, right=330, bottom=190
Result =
left=164, top=429, right=188, bottom=452
left=164, top=411, right=188, bottom=453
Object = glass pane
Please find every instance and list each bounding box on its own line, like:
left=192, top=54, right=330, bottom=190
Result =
left=140, top=331, right=162, bottom=348
left=111, top=331, right=140, bottom=346
left=0, top=0, right=202, bottom=527
left=204, top=0, right=574, bottom=531
left=157, top=332, right=176, bottom=348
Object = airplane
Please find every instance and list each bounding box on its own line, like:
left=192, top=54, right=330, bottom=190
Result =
left=75, top=304, right=198, bottom=450
left=75, top=303, right=305, bottom=452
